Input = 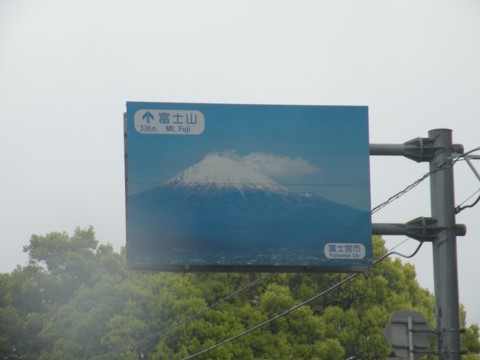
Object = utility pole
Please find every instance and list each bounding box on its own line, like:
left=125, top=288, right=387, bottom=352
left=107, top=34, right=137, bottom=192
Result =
left=371, top=129, right=464, bottom=359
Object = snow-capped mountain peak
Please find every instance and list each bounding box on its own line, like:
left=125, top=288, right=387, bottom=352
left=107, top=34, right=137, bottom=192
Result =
left=165, top=154, right=288, bottom=193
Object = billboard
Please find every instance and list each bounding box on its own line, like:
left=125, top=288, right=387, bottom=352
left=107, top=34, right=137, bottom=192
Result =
left=125, top=102, right=372, bottom=272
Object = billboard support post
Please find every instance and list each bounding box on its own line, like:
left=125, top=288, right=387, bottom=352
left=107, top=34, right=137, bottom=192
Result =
left=371, top=129, right=463, bottom=360
left=428, top=129, right=461, bottom=360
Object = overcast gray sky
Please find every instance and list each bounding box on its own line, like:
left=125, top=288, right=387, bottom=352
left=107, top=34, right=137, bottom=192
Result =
left=1, top=0, right=479, bottom=325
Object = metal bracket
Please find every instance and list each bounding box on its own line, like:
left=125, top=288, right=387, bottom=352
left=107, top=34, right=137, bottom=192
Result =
left=372, top=217, right=466, bottom=241
left=406, top=217, right=443, bottom=241
left=402, top=137, right=464, bottom=163
left=403, top=137, right=438, bottom=162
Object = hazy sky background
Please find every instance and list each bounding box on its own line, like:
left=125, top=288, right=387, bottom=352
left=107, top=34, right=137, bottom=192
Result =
left=1, top=0, right=479, bottom=326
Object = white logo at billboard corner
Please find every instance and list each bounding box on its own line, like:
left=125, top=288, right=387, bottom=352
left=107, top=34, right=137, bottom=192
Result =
left=134, top=109, right=205, bottom=135
left=324, top=243, right=366, bottom=259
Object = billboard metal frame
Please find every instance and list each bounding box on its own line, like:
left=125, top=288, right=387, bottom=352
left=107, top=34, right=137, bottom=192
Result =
left=124, top=102, right=372, bottom=273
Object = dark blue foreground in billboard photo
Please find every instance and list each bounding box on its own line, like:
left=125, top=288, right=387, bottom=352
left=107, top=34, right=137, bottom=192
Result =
left=125, top=102, right=372, bottom=272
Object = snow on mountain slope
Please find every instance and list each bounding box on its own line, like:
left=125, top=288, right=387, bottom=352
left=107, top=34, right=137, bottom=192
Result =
left=165, top=154, right=288, bottom=194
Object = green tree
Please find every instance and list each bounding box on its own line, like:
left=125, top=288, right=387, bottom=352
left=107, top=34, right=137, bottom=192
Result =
left=1, top=229, right=479, bottom=359
left=0, top=227, right=126, bottom=359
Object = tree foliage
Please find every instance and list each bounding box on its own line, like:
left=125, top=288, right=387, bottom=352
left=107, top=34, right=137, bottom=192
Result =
left=0, top=230, right=478, bottom=359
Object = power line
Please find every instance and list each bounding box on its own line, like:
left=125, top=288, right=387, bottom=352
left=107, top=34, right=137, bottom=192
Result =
left=99, top=147, right=480, bottom=358
left=98, top=240, right=418, bottom=359
left=371, top=146, right=480, bottom=214
left=122, top=160, right=446, bottom=358
left=123, top=166, right=427, bottom=354
left=142, top=273, right=271, bottom=341
left=454, top=146, right=480, bottom=214
left=389, top=240, right=424, bottom=259
left=92, top=273, right=272, bottom=359
left=455, top=189, right=480, bottom=214
left=459, top=145, right=480, bottom=158
left=181, top=274, right=360, bottom=360
left=181, top=239, right=423, bottom=360
left=371, top=171, right=432, bottom=214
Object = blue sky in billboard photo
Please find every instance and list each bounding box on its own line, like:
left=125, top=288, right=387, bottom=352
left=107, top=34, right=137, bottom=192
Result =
left=1, top=0, right=480, bottom=324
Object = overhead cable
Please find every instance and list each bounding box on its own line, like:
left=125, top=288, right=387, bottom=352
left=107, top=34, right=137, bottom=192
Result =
left=455, top=189, right=480, bottom=214
left=372, top=146, right=479, bottom=214
left=97, top=146, right=480, bottom=359
left=144, top=273, right=271, bottom=340
left=93, top=273, right=272, bottom=359
left=181, top=238, right=423, bottom=360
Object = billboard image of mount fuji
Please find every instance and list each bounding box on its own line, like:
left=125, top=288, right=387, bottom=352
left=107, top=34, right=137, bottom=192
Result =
left=125, top=102, right=372, bottom=272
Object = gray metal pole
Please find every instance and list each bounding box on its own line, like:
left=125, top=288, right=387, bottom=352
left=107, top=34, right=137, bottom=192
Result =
left=408, top=316, right=415, bottom=360
left=428, top=129, right=461, bottom=359
left=369, top=143, right=406, bottom=156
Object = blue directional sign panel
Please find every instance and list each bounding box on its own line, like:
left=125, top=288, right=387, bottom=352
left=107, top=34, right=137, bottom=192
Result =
left=125, top=102, right=372, bottom=272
